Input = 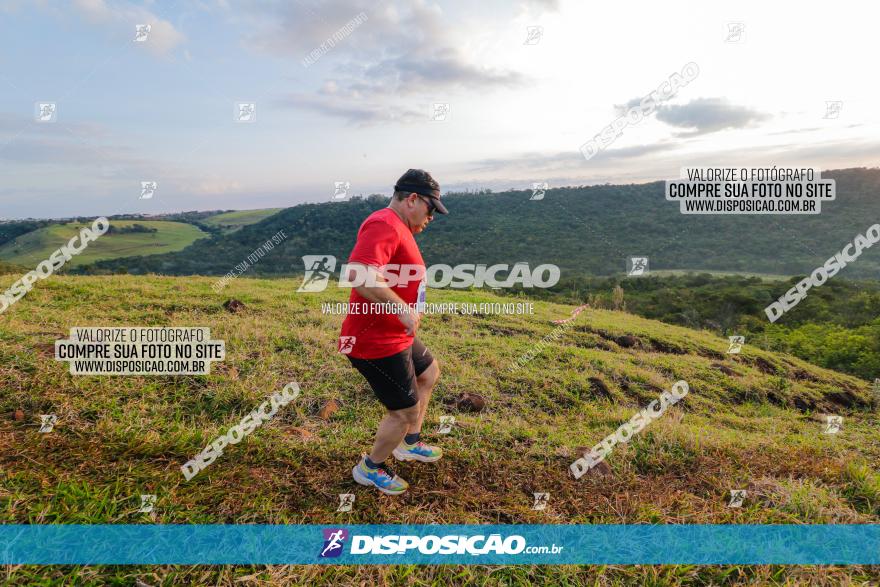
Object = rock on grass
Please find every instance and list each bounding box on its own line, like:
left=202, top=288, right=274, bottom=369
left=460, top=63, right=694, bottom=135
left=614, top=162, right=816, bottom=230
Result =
left=318, top=399, right=340, bottom=420
left=455, top=393, right=487, bottom=413
left=286, top=426, right=315, bottom=441
left=616, top=335, right=639, bottom=348
left=223, top=299, right=246, bottom=313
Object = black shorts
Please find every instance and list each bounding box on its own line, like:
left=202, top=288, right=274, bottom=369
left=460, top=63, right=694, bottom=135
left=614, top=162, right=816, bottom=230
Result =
left=347, top=338, right=435, bottom=411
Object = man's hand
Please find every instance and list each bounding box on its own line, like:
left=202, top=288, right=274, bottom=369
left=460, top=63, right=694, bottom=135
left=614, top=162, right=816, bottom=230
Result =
left=349, top=263, right=422, bottom=334
left=397, top=305, right=421, bottom=336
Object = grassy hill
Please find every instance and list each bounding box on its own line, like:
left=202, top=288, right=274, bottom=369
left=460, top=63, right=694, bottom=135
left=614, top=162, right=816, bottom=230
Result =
left=0, top=220, right=208, bottom=269
left=0, top=220, right=54, bottom=247
left=532, top=273, right=880, bottom=381
left=80, top=167, right=880, bottom=278
left=1, top=275, right=878, bottom=584
left=201, top=208, right=284, bottom=233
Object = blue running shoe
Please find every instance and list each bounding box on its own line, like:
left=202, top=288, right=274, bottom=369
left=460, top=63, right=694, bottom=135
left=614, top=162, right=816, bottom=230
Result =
left=352, top=455, right=409, bottom=495
left=393, top=440, right=443, bottom=463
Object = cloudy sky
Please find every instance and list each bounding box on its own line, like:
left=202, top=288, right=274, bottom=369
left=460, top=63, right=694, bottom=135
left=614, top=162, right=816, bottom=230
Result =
left=0, top=0, right=877, bottom=219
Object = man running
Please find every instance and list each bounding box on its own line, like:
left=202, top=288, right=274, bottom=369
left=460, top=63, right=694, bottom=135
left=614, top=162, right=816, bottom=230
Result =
left=341, top=168, right=448, bottom=495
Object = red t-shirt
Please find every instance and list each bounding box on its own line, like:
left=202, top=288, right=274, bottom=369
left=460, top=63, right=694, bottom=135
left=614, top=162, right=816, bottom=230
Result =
left=339, top=208, right=425, bottom=359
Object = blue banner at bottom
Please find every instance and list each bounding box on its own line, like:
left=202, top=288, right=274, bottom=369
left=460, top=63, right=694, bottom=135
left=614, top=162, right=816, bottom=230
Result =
left=2, top=524, right=878, bottom=565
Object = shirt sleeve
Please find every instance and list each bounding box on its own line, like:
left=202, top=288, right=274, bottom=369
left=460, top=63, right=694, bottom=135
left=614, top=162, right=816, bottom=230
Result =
left=347, top=218, right=400, bottom=267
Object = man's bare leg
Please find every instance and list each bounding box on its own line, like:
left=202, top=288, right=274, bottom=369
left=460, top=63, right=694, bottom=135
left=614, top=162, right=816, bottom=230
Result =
left=367, top=360, right=440, bottom=462
left=368, top=404, right=419, bottom=463
left=410, top=359, right=440, bottom=434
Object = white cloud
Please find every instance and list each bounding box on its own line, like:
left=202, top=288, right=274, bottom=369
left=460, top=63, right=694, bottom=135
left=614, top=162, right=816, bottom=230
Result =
left=72, top=0, right=186, bottom=56
left=655, top=98, right=771, bottom=137
left=241, top=0, right=527, bottom=122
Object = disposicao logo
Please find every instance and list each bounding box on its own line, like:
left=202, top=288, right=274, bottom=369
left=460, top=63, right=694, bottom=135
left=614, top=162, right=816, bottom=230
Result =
left=298, top=255, right=560, bottom=291
left=319, top=528, right=349, bottom=558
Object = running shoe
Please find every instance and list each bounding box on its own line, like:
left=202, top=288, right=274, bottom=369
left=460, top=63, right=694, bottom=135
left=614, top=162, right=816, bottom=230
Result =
left=392, top=440, right=443, bottom=463
left=352, top=455, right=409, bottom=495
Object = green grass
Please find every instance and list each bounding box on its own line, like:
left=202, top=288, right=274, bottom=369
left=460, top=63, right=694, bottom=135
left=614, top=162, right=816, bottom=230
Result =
left=201, top=209, right=284, bottom=232
left=0, top=259, right=26, bottom=275
left=0, top=220, right=208, bottom=269
left=1, top=275, right=878, bottom=585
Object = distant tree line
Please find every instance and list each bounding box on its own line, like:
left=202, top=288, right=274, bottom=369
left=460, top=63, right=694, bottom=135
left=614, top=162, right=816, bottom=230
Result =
left=78, top=167, right=880, bottom=280
left=106, top=223, right=158, bottom=235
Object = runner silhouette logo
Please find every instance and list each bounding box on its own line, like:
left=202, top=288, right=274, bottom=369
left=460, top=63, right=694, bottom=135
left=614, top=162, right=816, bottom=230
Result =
left=298, top=255, right=337, bottom=292
left=319, top=528, right=349, bottom=558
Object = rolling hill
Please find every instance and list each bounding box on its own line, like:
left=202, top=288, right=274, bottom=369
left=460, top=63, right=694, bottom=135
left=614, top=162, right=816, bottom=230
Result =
left=1, top=274, right=878, bottom=584
left=200, top=208, right=284, bottom=233
left=0, top=219, right=53, bottom=247
left=0, top=220, right=209, bottom=268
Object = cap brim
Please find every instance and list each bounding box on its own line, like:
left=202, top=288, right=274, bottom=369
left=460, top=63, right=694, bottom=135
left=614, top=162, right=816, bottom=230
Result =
left=429, top=196, right=448, bottom=214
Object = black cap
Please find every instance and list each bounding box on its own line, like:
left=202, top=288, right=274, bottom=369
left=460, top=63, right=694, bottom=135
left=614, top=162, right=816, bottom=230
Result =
left=394, top=168, right=448, bottom=214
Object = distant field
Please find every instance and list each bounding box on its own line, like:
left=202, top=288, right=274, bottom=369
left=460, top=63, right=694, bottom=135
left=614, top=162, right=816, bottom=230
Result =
left=0, top=220, right=208, bottom=268
left=202, top=208, right=283, bottom=232
left=650, top=269, right=793, bottom=281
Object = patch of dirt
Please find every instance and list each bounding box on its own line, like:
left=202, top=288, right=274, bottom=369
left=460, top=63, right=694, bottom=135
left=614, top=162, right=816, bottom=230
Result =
left=646, top=338, right=687, bottom=355
left=576, top=328, right=645, bottom=352
left=477, top=324, right=532, bottom=337
left=825, top=389, right=865, bottom=409
left=34, top=342, right=56, bottom=358
left=791, top=368, right=819, bottom=382
left=588, top=377, right=614, bottom=400
left=793, top=396, right=817, bottom=412
left=555, top=446, right=572, bottom=458
left=711, top=363, right=738, bottom=376
left=213, top=364, right=239, bottom=380
left=572, top=337, right=615, bottom=351
left=766, top=390, right=785, bottom=406
left=698, top=348, right=727, bottom=361
left=781, top=359, right=821, bottom=382
left=752, top=356, right=778, bottom=374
